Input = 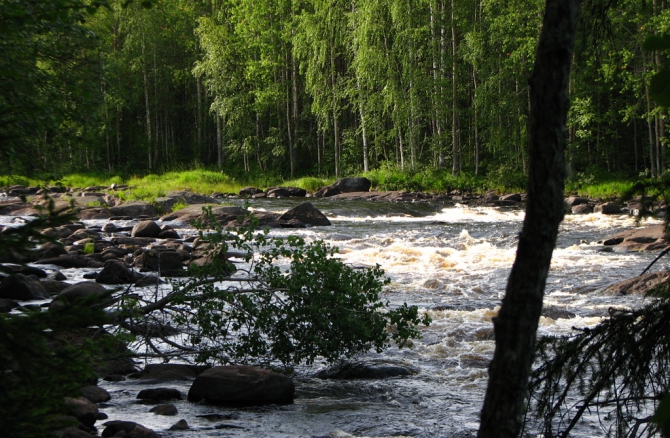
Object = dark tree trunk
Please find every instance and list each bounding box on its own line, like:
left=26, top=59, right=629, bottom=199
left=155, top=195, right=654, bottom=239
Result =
left=477, top=1, right=580, bottom=437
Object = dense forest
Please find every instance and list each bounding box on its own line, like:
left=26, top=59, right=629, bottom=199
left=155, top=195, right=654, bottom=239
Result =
left=0, top=0, right=668, bottom=180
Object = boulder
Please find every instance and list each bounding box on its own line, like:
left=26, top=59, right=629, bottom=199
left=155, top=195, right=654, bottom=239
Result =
left=571, top=203, right=593, bottom=214
left=187, top=365, right=295, bottom=405
left=315, top=177, right=372, bottom=197
left=134, top=249, right=184, bottom=276
left=332, top=177, right=372, bottom=193
left=600, top=271, right=670, bottom=296
left=137, top=387, right=182, bottom=401
left=109, top=201, right=159, bottom=218
left=0, top=299, right=18, bottom=312
left=278, top=202, right=331, bottom=226
left=500, top=193, right=522, bottom=202
left=0, top=273, right=50, bottom=300
left=314, top=185, right=342, bottom=197
left=158, top=226, right=180, bottom=239
left=566, top=196, right=590, bottom=206
left=102, top=223, right=118, bottom=233
left=595, top=202, right=622, bottom=214
left=64, top=396, right=99, bottom=428
left=42, top=279, right=71, bottom=296
left=266, top=186, right=307, bottom=198
left=131, top=220, right=162, bottom=238
left=169, top=419, right=190, bottom=431
left=150, top=404, right=178, bottom=416
left=159, top=204, right=246, bottom=224
left=35, top=242, right=68, bottom=260
left=50, top=281, right=109, bottom=310
left=239, top=187, right=264, bottom=197
left=602, top=224, right=669, bottom=251
left=96, top=260, right=143, bottom=285
left=316, top=361, right=416, bottom=379
left=101, top=421, right=160, bottom=438
left=80, top=385, right=112, bottom=403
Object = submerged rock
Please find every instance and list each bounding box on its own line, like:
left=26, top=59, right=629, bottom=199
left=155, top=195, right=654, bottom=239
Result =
left=137, top=387, right=182, bottom=401
left=316, top=361, right=417, bottom=379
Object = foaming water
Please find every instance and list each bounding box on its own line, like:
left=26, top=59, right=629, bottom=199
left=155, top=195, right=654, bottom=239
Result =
left=23, top=203, right=667, bottom=437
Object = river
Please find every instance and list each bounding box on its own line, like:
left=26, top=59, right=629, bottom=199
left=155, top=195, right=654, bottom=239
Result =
left=12, top=198, right=665, bottom=437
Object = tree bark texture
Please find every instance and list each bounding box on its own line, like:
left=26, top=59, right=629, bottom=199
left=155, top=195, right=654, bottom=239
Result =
left=477, top=1, right=580, bottom=437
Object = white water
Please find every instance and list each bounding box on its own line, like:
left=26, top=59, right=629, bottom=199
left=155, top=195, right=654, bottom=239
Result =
left=20, top=201, right=666, bottom=437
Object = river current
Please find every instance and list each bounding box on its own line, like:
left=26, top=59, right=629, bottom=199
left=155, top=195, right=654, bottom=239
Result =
left=9, top=199, right=665, bottom=437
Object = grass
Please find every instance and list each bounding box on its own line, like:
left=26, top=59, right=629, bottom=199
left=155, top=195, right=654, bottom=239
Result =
left=0, top=167, right=640, bottom=201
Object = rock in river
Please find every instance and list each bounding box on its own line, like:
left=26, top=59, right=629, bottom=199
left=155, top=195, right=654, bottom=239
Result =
left=187, top=365, right=295, bottom=405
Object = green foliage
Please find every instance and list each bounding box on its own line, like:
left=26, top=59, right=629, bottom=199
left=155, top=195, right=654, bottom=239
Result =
left=83, top=241, right=96, bottom=254
left=0, top=306, right=105, bottom=437
left=133, top=208, right=431, bottom=366
left=282, top=177, right=333, bottom=192
left=643, top=34, right=670, bottom=107
left=528, top=300, right=670, bottom=437
left=0, top=199, right=110, bottom=437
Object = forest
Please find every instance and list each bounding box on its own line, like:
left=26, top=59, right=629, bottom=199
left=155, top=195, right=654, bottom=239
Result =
left=0, top=0, right=668, bottom=182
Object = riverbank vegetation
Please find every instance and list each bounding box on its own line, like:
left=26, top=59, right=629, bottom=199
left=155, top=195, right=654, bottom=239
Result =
left=0, top=167, right=641, bottom=201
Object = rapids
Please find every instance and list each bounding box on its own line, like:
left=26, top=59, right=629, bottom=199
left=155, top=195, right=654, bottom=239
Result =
left=14, top=199, right=667, bottom=437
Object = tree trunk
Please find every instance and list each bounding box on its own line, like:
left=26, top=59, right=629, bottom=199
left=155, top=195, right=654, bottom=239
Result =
left=141, top=33, right=152, bottom=170
left=477, top=1, right=580, bottom=437
left=216, top=115, right=223, bottom=170
left=451, top=0, right=459, bottom=176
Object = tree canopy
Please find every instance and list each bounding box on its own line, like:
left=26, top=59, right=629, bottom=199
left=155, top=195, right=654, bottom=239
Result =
left=0, top=0, right=667, bottom=179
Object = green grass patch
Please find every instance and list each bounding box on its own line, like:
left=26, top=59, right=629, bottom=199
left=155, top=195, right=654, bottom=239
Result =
left=83, top=242, right=95, bottom=254
left=282, top=177, right=333, bottom=191
left=171, top=201, right=189, bottom=212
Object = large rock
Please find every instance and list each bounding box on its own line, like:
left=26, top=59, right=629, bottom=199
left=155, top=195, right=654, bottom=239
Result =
left=101, top=421, right=160, bottom=438
left=50, top=281, right=109, bottom=310
left=332, top=177, right=372, bottom=193
left=566, top=196, right=590, bottom=206
left=603, top=224, right=669, bottom=251
left=96, top=259, right=144, bottom=284
left=600, top=271, right=670, bottom=296
left=0, top=273, right=50, bottom=300
left=0, top=299, right=18, bottom=312
left=80, top=385, right=111, bottom=403
left=315, top=177, right=372, bottom=197
left=131, top=220, right=162, bottom=238
left=187, top=365, right=295, bottom=405
left=278, top=202, right=331, bottom=226
left=571, top=203, right=593, bottom=214
left=134, top=249, right=184, bottom=276
left=239, top=187, right=264, bottom=197
left=266, top=187, right=307, bottom=198
left=595, top=202, right=622, bottom=214
left=64, top=396, right=99, bottom=428
left=109, top=201, right=159, bottom=218
left=160, top=204, right=246, bottom=224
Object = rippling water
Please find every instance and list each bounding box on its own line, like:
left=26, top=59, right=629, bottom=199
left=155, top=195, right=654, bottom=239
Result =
left=15, top=199, right=668, bottom=437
